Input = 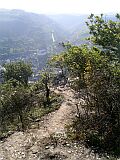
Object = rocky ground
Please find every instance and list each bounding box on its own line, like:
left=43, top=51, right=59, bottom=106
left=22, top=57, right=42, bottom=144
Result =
left=0, top=87, right=105, bottom=160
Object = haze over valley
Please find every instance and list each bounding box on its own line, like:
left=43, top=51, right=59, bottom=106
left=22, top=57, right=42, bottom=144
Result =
left=0, top=9, right=118, bottom=82
left=0, top=9, right=90, bottom=80
left=0, top=0, right=120, bottom=159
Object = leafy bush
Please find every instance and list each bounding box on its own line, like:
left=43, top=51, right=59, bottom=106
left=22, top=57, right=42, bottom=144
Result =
left=52, top=14, right=120, bottom=157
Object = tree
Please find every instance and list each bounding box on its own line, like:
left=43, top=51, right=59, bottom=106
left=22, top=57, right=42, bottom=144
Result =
left=49, top=52, right=68, bottom=85
left=64, top=45, right=87, bottom=88
left=86, top=14, right=120, bottom=59
left=39, top=69, right=52, bottom=107
left=3, top=61, right=33, bottom=86
left=50, top=14, right=120, bottom=156
left=0, top=82, right=32, bottom=131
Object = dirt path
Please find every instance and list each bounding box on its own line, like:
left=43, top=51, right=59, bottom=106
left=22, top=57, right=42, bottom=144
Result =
left=0, top=87, right=98, bottom=160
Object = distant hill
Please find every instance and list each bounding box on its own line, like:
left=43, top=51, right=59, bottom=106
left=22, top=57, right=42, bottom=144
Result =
left=0, top=10, right=116, bottom=55
left=0, top=9, right=68, bottom=55
left=0, top=10, right=117, bottom=78
left=49, top=14, right=117, bottom=45
left=48, top=14, right=88, bottom=32
left=48, top=14, right=89, bottom=44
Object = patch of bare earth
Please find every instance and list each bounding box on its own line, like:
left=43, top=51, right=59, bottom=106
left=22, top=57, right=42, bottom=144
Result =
left=0, top=86, right=99, bottom=160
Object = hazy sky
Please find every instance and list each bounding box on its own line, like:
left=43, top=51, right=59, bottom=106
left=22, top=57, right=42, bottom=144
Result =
left=0, top=0, right=119, bottom=14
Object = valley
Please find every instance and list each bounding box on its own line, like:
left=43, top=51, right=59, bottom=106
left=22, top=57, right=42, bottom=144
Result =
left=0, top=9, right=90, bottom=82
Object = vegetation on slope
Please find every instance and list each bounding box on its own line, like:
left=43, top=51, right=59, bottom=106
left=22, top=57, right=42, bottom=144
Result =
left=0, top=13, right=119, bottom=159
left=50, top=14, right=120, bottom=158
left=0, top=61, right=62, bottom=139
left=0, top=9, right=68, bottom=55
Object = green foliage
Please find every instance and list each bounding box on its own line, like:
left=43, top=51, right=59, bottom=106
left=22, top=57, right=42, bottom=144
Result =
left=49, top=52, right=68, bottom=86
left=86, top=14, right=120, bottom=59
left=3, top=61, right=32, bottom=86
left=0, top=83, right=32, bottom=131
left=0, top=13, right=119, bottom=158
left=50, top=14, right=120, bottom=157
left=40, top=70, right=51, bottom=106
left=50, top=52, right=66, bottom=71
left=0, top=60, right=63, bottom=138
left=0, top=80, right=62, bottom=136
left=64, top=45, right=86, bottom=77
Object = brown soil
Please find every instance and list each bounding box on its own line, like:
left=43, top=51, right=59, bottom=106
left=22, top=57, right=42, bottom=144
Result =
left=0, top=86, right=100, bottom=160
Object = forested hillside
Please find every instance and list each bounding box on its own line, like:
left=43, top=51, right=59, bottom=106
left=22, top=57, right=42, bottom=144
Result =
left=49, top=14, right=89, bottom=44
left=50, top=13, right=120, bottom=158
left=0, top=9, right=68, bottom=55
left=0, top=13, right=120, bottom=160
left=0, top=10, right=117, bottom=56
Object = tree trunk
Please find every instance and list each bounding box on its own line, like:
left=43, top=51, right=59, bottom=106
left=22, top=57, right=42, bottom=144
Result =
left=19, top=113, right=25, bottom=131
left=45, top=82, right=50, bottom=106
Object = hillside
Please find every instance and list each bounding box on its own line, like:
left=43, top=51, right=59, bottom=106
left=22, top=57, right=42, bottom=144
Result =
left=0, top=10, right=117, bottom=81
left=0, top=9, right=68, bottom=55
left=0, top=87, right=100, bottom=160
left=0, top=11, right=116, bottom=56
left=49, top=14, right=89, bottom=44
left=0, top=13, right=119, bottom=160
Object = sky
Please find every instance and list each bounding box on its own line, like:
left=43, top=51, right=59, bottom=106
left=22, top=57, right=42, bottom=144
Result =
left=0, top=0, right=119, bottom=14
